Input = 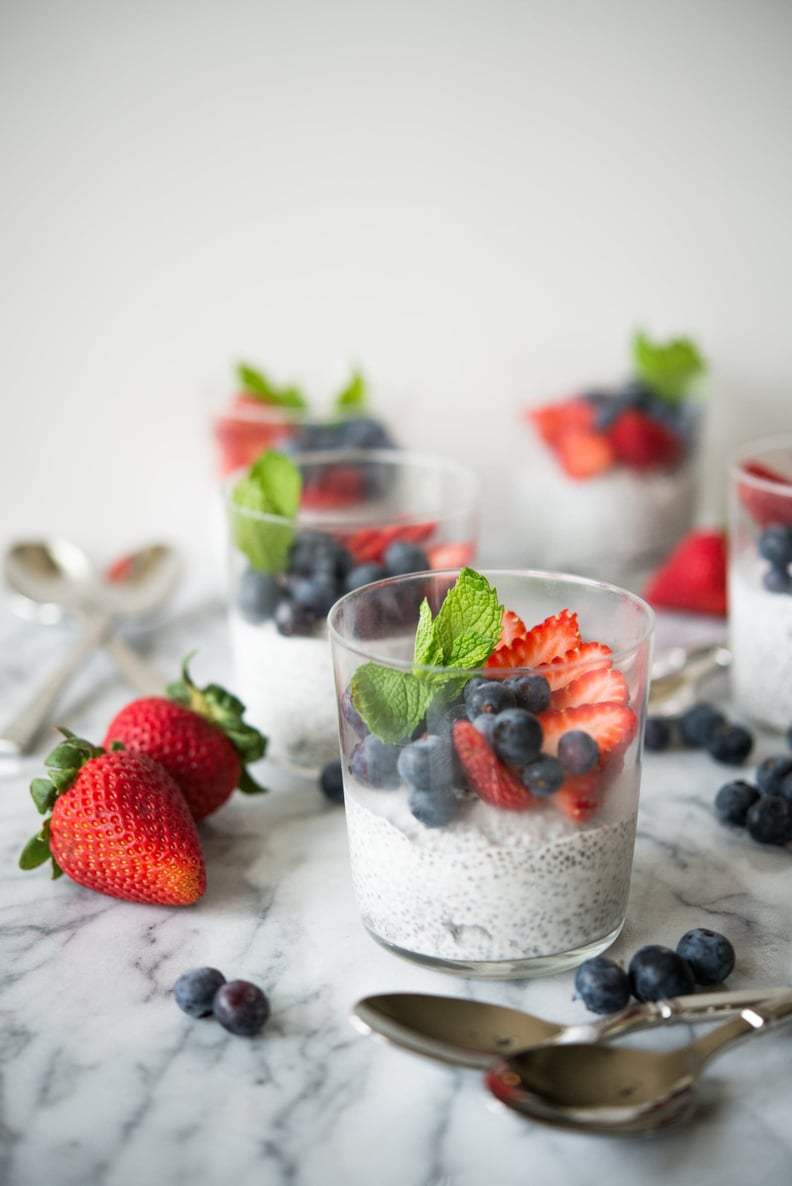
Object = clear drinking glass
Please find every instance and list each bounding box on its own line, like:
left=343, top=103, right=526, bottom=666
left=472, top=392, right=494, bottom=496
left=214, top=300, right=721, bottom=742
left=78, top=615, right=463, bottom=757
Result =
left=728, top=434, right=792, bottom=731
left=226, top=449, right=480, bottom=776
left=328, top=569, right=655, bottom=978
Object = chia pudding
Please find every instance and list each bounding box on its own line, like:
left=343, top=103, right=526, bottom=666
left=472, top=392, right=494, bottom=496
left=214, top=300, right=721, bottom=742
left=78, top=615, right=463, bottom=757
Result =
left=345, top=778, right=637, bottom=968
left=729, top=553, right=792, bottom=731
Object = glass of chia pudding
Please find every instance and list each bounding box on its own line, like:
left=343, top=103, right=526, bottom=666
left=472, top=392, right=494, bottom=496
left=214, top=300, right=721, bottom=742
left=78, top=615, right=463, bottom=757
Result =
left=728, top=433, right=792, bottom=731
left=513, top=332, right=706, bottom=591
left=328, top=568, right=655, bottom=978
left=226, top=448, right=480, bottom=776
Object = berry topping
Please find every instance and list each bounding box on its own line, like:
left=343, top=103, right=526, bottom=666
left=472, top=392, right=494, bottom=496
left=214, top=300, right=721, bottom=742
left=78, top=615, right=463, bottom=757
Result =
left=607, top=408, right=682, bottom=469
left=174, top=967, right=227, bottom=1018
left=348, top=735, right=402, bottom=789
left=452, top=720, right=539, bottom=812
left=538, top=702, right=637, bottom=765
left=550, top=665, right=628, bottom=710
left=738, top=461, right=792, bottom=528
left=495, top=609, right=528, bottom=651
left=643, top=528, right=728, bottom=617
left=574, top=956, right=631, bottom=1014
left=628, top=945, right=696, bottom=1002
left=463, top=677, right=517, bottom=720
left=485, top=609, right=581, bottom=670
left=407, top=784, right=459, bottom=828
left=397, top=735, right=455, bottom=792
left=557, top=729, right=600, bottom=774
left=520, top=754, right=565, bottom=797
left=490, top=708, right=544, bottom=766
left=676, top=929, right=735, bottom=986
left=213, top=980, right=271, bottom=1037
left=505, top=673, right=552, bottom=714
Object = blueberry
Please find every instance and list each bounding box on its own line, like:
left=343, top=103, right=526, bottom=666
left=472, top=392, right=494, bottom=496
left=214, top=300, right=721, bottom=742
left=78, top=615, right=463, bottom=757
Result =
left=557, top=729, right=600, bottom=774
left=472, top=712, right=496, bottom=743
left=288, top=571, right=340, bottom=616
left=643, top=716, right=673, bottom=752
left=424, top=698, right=468, bottom=738
left=520, top=754, right=565, bottom=796
left=762, top=566, right=792, bottom=594
left=463, top=677, right=516, bottom=720
left=173, top=967, right=227, bottom=1017
left=340, top=684, right=366, bottom=737
left=212, top=979, right=271, bottom=1037
left=289, top=530, right=351, bottom=579
left=678, top=702, right=727, bottom=748
left=745, top=794, right=792, bottom=846
left=574, top=956, right=631, bottom=1014
left=397, top=735, right=454, bottom=792
left=755, top=753, right=792, bottom=796
left=274, top=597, right=317, bottom=637
left=491, top=708, right=543, bottom=766
left=714, top=779, right=760, bottom=825
left=408, top=785, right=458, bottom=828
left=705, top=722, right=754, bottom=766
left=236, top=568, right=281, bottom=623
left=758, top=526, right=792, bottom=569
left=676, top=929, right=735, bottom=986
left=336, top=415, right=395, bottom=450
left=345, top=562, right=386, bottom=592
left=348, top=734, right=402, bottom=788
left=319, top=760, right=345, bottom=804
left=505, top=673, right=551, bottom=714
left=628, top=945, right=696, bottom=1001
left=383, top=540, right=430, bottom=576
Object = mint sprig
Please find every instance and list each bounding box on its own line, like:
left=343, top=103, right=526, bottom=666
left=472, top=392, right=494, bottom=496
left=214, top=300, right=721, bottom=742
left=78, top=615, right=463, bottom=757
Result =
left=237, top=362, right=308, bottom=410
left=632, top=331, right=706, bottom=404
left=333, top=368, right=368, bottom=414
left=230, top=449, right=301, bottom=572
left=351, top=568, right=503, bottom=743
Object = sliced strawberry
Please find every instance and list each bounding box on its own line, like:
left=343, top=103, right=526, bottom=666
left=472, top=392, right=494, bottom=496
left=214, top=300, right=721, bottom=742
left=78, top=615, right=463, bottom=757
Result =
left=551, top=664, right=628, bottom=710
left=643, top=528, right=727, bottom=616
left=300, top=466, right=366, bottom=510
left=526, top=396, right=595, bottom=446
left=539, top=701, right=637, bottom=762
left=341, top=521, right=436, bottom=565
left=494, top=608, right=527, bottom=651
left=426, top=541, right=476, bottom=569
left=486, top=609, right=581, bottom=670
left=554, top=771, right=602, bottom=823
left=554, top=429, right=616, bottom=479
left=607, top=409, right=681, bottom=470
left=452, top=721, right=539, bottom=812
left=538, top=641, right=613, bottom=691
left=737, top=460, right=792, bottom=527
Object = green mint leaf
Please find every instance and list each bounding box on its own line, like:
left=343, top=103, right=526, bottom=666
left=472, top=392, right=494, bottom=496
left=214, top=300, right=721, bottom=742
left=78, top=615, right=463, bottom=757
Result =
left=446, top=631, right=498, bottom=669
left=236, top=362, right=309, bottom=410
left=631, top=331, right=706, bottom=404
left=431, top=567, right=503, bottom=662
left=334, top=368, right=368, bottom=412
left=351, top=663, right=433, bottom=744
left=230, top=449, right=302, bottom=572
left=414, top=599, right=444, bottom=667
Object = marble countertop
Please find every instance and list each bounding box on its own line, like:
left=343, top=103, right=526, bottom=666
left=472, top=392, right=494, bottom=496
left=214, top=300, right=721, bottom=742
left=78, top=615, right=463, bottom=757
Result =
left=0, top=592, right=790, bottom=1186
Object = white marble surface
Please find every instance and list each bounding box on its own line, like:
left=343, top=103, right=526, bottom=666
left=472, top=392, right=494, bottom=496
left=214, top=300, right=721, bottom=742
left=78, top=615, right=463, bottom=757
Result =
left=0, top=595, right=790, bottom=1186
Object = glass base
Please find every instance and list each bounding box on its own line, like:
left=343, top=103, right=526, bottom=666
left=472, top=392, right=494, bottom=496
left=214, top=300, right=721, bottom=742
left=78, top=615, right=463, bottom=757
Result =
left=365, top=922, right=625, bottom=980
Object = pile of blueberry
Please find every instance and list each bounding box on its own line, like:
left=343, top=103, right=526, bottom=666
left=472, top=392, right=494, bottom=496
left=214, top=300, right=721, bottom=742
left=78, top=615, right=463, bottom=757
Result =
left=583, top=378, right=698, bottom=456
left=574, top=928, right=736, bottom=1014
left=644, top=700, right=754, bottom=765
left=757, top=525, right=792, bottom=594
left=715, top=739, right=792, bottom=849
left=237, top=532, right=431, bottom=637
left=174, top=966, right=270, bottom=1037
left=283, top=415, right=396, bottom=453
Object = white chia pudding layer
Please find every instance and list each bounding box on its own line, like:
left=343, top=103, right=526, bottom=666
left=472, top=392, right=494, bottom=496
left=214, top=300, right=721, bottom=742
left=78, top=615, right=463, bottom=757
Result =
left=513, top=448, right=696, bottom=589
left=229, top=614, right=340, bottom=774
left=344, top=782, right=637, bottom=964
left=729, top=555, right=792, bottom=731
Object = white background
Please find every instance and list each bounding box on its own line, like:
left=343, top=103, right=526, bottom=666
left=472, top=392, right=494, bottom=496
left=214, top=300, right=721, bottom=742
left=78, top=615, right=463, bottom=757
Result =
left=1, top=0, right=790, bottom=597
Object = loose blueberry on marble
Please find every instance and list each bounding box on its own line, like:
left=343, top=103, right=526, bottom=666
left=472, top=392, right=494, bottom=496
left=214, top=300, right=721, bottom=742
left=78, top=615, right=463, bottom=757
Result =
left=505, top=673, right=552, bottom=715
left=520, top=753, right=565, bottom=796
left=676, top=928, right=735, bottom=986
left=574, top=955, right=631, bottom=1014
left=174, top=967, right=227, bottom=1018
left=348, top=734, right=402, bottom=789
left=755, top=753, right=792, bottom=798
left=745, top=794, right=792, bottom=847
left=705, top=722, right=754, bottom=766
left=628, top=944, right=696, bottom=1001
left=714, top=779, right=760, bottom=826
left=643, top=716, right=673, bottom=752
left=213, top=980, right=271, bottom=1037
left=557, top=729, right=600, bottom=774
left=678, top=702, right=727, bottom=748
left=490, top=708, right=543, bottom=766
left=319, top=760, right=345, bottom=804
left=463, top=677, right=516, bottom=720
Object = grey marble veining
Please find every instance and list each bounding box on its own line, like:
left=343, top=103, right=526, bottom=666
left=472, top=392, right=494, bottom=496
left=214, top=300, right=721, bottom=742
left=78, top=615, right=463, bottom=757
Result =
left=0, top=596, right=790, bottom=1186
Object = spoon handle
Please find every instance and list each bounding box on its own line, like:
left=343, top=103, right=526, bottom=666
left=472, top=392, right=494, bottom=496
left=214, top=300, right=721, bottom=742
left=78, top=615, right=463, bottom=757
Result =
left=685, top=990, right=792, bottom=1070
left=565, top=987, right=792, bottom=1044
left=103, top=635, right=164, bottom=696
left=0, top=613, right=114, bottom=755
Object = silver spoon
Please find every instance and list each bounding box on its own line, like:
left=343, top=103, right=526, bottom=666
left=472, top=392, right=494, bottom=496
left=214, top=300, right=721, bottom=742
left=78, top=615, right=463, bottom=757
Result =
left=486, top=990, right=792, bottom=1134
left=648, top=641, right=731, bottom=718
left=352, top=988, right=789, bottom=1071
left=0, top=540, right=179, bottom=755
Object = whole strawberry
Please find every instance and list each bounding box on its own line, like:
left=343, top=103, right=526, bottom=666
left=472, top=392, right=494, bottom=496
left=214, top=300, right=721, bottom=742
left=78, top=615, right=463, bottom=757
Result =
left=19, top=731, right=206, bottom=906
left=102, top=658, right=267, bottom=820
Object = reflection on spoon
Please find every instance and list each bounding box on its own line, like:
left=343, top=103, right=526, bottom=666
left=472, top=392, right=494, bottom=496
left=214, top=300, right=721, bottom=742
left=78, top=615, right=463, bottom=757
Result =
left=486, top=991, right=792, bottom=1134
left=0, top=540, right=179, bottom=755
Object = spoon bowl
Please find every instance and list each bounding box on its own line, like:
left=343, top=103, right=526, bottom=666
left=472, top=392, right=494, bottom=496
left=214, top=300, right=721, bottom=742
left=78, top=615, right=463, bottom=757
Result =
left=486, top=991, right=792, bottom=1134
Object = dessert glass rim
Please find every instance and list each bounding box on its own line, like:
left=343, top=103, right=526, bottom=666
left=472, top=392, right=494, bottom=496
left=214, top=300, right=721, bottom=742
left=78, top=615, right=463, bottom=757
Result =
left=328, top=567, right=656, bottom=675
left=729, top=432, right=792, bottom=487
left=224, top=447, right=481, bottom=529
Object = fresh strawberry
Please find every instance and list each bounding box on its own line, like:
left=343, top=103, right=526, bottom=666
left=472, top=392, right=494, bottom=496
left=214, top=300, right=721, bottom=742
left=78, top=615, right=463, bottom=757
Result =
left=554, top=429, right=616, bottom=479
left=212, top=411, right=293, bottom=476
left=551, top=664, right=628, bottom=710
left=643, top=528, right=727, bottom=616
left=538, top=702, right=637, bottom=763
left=486, top=609, right=581, bottom=670
left=554, top=771, right=602, bottom=823
left=341, top=522, right=436, bottom=565
left=526, top=396, right=596, bottom=446
left=452, top=720, right=539, bottom=812
left=494, top=608, right=527, bottom=651
left=426, top=541, right=476, bottom=569
left=102, top=659, right=267, bottom=820
left=538, top=642, right=613, bottom=691
left=737, top=460, right=792, bottom=527
left=19, top=731, right=206, bottom=905
left=300, top=466, right=366, bottom=510
left=607, top=409, right=681, bottom=470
